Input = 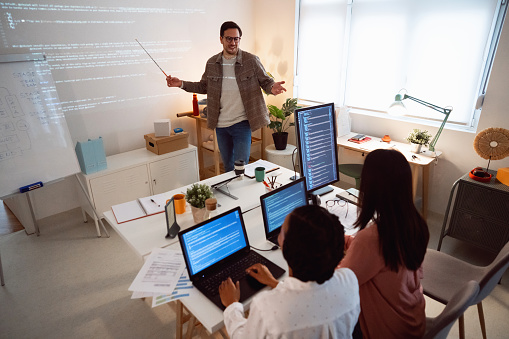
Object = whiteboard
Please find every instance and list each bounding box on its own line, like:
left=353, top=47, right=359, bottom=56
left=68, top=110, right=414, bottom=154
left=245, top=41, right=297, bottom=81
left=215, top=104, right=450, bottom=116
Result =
left=0, top=53, right=80, bottom=198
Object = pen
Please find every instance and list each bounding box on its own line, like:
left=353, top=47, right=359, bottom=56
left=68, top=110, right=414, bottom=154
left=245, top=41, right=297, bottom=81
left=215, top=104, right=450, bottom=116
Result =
left=151, top=198, right=160, bottom=207
left=262, top=181, right=270, bottom=188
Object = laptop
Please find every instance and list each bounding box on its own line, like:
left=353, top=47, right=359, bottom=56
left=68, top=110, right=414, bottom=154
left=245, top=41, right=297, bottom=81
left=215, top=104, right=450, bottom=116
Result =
left=178, top=206, right=285, bottom=310
left=260, top=177, right=309, bottom=246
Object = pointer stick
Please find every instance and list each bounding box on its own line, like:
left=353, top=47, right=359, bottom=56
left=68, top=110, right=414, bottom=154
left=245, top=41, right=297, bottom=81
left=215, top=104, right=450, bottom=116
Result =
left=135, top=38, right=167, bottom=76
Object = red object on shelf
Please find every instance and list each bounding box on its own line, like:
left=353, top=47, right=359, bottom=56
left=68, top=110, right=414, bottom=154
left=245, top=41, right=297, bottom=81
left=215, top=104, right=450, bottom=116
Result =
left=192, top=93, right=199, bottom=116
left=468, top=168, right=493, bottom=183
left=348, top=137, right=372, bottom=144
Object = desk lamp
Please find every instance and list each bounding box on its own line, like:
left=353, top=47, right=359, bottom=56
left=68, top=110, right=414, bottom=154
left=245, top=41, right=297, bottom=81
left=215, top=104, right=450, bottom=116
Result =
left=389, top=93, right=452, bottom=153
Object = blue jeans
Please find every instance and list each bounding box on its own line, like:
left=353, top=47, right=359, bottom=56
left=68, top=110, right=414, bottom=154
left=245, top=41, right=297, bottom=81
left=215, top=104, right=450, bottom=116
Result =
left=215, top=120, right=251, bottom=172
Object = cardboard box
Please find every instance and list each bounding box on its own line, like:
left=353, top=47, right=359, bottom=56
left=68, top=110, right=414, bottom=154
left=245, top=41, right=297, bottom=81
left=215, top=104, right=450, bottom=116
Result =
left=144, top=132, right=188, bottom=155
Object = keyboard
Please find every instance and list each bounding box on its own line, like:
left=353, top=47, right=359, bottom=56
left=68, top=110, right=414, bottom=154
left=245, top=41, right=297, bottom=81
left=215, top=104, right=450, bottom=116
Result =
left=198, top=251, right=271, bottom=296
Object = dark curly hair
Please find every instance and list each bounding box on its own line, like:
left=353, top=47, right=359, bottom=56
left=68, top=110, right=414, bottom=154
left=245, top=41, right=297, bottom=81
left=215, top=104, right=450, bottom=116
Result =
left=220, top=21, right=242, bottom=37
left=282, top=205, right=345, bottom=284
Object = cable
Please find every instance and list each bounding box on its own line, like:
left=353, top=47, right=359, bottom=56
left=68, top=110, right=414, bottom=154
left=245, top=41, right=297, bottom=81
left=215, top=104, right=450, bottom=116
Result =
left=290, top=147, right=299, bottom=180
left=251, top=245, right=279, bottom=251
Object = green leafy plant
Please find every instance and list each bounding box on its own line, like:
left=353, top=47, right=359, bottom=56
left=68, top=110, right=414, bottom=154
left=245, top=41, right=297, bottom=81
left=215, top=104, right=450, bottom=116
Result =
left=185, top=183, right=213, bottom=209
left=267, top=98, right=301, bottom=134
left=406, top=129, right=433, bottom=146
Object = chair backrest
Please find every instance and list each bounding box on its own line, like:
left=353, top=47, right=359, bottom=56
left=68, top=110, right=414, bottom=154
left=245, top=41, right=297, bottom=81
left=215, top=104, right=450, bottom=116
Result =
left=423, top=280, right=480, bottom=339
left=477, top=240, right=509, bottom=303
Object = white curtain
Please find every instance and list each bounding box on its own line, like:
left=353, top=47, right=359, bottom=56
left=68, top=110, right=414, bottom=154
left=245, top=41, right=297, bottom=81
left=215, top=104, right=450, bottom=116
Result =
left=297, top=0, right=500, bottom=126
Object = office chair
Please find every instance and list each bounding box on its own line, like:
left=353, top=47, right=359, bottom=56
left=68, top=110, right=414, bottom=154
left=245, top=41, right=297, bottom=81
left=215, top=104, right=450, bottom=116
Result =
left=421, top=241, right=509, bottom=339
left=338, top=164, right=363, bottom=189
left=423, top=280, right=479, bottom=339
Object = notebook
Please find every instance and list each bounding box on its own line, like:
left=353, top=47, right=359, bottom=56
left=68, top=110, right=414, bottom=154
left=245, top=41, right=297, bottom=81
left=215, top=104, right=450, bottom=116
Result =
left=260, top=177, right=309, bottom=246
left=244, top=159, right=280, bottom=178
left=111, top=193, right=167, bottom=224
left=178, top=206, right=285, bottom=310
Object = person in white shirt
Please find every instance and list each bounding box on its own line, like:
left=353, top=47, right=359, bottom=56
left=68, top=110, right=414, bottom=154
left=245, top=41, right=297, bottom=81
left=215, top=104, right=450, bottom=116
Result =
left=219, top=205, right=360, bottom=339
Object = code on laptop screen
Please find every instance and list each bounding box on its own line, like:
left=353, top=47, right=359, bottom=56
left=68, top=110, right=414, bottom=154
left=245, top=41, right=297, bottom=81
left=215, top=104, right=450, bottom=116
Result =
left=262, top=179, right=308, bottom=233
left=181, top=209, right=247, bottom=276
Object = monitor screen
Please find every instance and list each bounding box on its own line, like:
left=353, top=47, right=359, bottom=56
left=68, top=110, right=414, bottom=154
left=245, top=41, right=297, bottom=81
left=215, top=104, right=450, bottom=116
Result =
left=295, top=103, right=339, bottom=195
left=179, top=207, right=248, bottom=277
left=260, top=177, right=308, bottom=235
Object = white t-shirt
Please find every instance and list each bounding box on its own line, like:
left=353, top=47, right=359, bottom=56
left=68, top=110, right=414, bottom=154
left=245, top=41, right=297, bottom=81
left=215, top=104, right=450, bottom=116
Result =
left=217, top=56, right=247, bottom=128
left=223, top=268, right=360, bottom=339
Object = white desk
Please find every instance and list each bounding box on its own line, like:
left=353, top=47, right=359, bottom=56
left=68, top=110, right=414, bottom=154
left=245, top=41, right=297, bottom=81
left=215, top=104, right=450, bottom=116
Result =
left=103, top=167, right=348, bottom=337
left=337, top=132, right=441, bottom=220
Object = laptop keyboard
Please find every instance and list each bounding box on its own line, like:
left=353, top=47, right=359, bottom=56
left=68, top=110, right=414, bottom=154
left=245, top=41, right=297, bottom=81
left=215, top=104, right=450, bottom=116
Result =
left=198, top=252, right=272, bottom=296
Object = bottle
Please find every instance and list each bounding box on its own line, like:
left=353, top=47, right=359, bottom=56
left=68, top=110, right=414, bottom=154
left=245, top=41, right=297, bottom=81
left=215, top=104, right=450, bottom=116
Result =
left=204, top=198, right=218, bottom=220
left=192, top=93, right=199, bottom=116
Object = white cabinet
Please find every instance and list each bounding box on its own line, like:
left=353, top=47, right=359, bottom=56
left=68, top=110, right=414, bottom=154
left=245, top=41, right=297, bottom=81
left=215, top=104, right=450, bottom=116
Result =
left=78, top=146, right=199, bottom=228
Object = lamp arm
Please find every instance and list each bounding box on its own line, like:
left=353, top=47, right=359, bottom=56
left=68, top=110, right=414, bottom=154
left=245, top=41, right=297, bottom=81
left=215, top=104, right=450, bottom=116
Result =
left=404, top=95, right=448, bottom=115
left=428, top=109, right=452, bottom=152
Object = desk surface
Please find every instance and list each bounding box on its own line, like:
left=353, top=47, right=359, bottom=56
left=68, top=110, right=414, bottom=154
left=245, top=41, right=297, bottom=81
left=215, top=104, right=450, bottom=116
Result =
left=338, top=132, right=441, bottom=166
left=104, top=167, right=351, bottom=334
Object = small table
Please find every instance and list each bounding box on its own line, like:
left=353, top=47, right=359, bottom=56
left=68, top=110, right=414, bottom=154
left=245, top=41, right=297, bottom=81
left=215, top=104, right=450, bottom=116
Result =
left=337, top=133, right=442, bottom=220
left=265, top=144, right=298, bottom=171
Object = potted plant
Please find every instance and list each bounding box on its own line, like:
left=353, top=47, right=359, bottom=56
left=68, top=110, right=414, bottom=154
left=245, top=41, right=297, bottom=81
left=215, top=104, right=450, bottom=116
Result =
left=185, top=183, right=213, bottom=223
left=406, top=129, right=433, bottom=153
left=267, top=98, right=301, bottom=150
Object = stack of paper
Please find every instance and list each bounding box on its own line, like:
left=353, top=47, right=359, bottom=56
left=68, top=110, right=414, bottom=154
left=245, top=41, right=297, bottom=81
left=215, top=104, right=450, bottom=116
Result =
left=129, top=248, right=193, bottom=307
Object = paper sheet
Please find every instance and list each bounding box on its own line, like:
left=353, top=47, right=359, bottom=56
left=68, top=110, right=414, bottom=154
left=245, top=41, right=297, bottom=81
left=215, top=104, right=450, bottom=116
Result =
left=111, top=200, right=146, bottom=224
left=151, top=269, right=193, bottom=307
left=128, top=248, right=186, bottom=295
left=244, top=159, right=280, bottom=178
left=138, top=192, right=167, bottom=215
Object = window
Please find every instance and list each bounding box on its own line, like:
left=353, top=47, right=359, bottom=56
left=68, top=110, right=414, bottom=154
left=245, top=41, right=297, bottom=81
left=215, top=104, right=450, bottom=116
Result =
left=295, top=0, right=507, bottom=130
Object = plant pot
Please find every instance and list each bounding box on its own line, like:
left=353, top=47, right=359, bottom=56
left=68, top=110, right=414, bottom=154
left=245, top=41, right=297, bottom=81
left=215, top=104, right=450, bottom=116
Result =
left=272, top=132, right=288, bottom=150
left=191, top=205, right=206, bottom=223
left=410, top=143, right=422, bottom=153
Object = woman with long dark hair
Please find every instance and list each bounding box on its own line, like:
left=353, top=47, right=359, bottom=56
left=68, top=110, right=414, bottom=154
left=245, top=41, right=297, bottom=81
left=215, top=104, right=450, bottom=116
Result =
left=340, top=149, right=429, bottom=338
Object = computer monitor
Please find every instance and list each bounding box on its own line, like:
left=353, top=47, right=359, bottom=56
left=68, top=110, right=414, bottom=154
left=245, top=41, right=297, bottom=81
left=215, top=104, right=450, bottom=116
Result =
left=260, top=177, right=308, bottom=245
left=294, top=102, right=339, bottom=196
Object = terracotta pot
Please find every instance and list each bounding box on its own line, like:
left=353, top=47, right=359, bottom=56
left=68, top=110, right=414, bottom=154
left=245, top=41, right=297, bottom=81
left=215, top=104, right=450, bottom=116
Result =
left=191, top=205, right=206, bottom=223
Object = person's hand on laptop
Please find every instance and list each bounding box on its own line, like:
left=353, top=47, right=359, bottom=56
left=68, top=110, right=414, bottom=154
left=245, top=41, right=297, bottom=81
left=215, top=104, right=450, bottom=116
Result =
left=246, top=263, right=279, bottom=288
left=219, top=277, right=241, bottom=307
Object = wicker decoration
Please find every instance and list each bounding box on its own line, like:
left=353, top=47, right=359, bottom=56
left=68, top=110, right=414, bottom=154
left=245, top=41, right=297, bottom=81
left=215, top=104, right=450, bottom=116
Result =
left=473, top=127, right=509, bottom=161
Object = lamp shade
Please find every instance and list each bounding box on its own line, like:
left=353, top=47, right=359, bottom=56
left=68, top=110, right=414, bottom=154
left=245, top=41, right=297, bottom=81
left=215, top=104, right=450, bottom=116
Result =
left=388, top=94, right=407, bottom=116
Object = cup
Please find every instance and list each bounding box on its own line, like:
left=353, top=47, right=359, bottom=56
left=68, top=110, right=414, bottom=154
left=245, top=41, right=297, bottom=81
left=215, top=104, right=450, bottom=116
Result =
left=234, top=159, right=245, bottom=176
left=173, top=194, right=186, bottom=214
left=255, top=167, right=265, bottom=182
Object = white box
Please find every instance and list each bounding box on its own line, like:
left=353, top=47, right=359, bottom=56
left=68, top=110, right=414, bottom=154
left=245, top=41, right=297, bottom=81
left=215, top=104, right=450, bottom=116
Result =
left=154, top=119, right=171, bottom=137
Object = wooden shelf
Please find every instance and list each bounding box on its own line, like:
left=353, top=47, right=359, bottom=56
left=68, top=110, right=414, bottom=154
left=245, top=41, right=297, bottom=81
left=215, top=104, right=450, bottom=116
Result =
left=184, top=113, right=265, bottom=180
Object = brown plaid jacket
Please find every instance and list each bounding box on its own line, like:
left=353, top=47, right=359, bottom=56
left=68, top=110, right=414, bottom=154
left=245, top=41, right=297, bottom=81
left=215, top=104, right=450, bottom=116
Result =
left=182, top=49, right=274, bottom=131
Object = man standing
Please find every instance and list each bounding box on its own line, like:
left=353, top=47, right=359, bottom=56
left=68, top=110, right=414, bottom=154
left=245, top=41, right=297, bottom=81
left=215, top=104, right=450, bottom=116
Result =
left=166, top=21, right=286, bottom=172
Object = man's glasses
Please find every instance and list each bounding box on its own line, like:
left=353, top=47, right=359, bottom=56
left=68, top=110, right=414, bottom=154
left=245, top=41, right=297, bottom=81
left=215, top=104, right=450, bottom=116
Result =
left=223, top=36, right=241, bottom=43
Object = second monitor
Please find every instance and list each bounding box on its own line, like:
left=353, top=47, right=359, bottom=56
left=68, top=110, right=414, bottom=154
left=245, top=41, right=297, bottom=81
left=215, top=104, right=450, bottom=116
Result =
left=294, top=102, right=339, bottom=196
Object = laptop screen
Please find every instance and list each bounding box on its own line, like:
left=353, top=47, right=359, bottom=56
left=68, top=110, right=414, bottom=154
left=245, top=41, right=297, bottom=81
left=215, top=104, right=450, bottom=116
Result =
left=260, top=177, right=308, bottom=235
left=179, top=207, right=248, bottom=277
